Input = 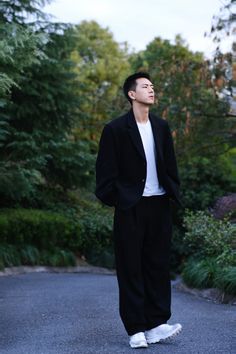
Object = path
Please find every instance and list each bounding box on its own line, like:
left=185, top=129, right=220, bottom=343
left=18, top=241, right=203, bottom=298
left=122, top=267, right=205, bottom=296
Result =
left=0, top=273, right=235, bottom=354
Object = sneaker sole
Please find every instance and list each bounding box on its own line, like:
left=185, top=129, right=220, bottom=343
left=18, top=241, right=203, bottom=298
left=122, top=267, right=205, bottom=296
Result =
left=130, top=342, right=148, bottom=349
left=147, top=325, right=182, bottom=344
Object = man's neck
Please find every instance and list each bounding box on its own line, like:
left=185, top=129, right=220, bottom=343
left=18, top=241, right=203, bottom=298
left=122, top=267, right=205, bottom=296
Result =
left=132, top=104, right=149, bottom=124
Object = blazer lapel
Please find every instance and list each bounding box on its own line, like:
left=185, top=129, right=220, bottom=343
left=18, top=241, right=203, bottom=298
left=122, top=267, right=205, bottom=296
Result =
left=127, top=109, right=146, bottom=160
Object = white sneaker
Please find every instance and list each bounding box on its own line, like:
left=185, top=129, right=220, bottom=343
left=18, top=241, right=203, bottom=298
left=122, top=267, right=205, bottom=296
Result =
left=145, top=323, right=182, bottom=344
left=129, top=332, right=148, bottom=348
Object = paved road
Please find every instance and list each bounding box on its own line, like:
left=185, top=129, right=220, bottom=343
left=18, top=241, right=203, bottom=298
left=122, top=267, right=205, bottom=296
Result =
left=0, top=273, right=235, bottom=354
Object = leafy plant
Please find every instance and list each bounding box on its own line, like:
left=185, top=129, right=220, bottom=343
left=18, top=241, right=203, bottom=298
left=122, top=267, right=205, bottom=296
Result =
left=183, top=210, right=235, bottom=258
left=0, top=244, right=21, bottom=267
left=182, top=257, right=236, bottom=295
left=0, top=208, right=81, bottom=251
left=179, top=156, right=235, bottom=210
left=214, top=266, right=236, bottom=295
left=182, top=257, right=219, bottom=289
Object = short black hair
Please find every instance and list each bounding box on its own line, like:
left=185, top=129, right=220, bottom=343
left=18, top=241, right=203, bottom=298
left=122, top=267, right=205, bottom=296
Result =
left=123, top=72, right=151, bottom=104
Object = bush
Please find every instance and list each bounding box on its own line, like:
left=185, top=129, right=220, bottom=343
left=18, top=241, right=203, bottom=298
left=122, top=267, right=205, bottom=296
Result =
left=36, top=189, right=115, bottom=267
left=182, top=257, right=219, bottom=289
left=20, top=245, right=40, bottom=265
left=77, top=197, right=114, bottom=266
left=0, top=192, right=115, bottom=269
left=183, top=210, right=235, bottom=259
left=0, top=208, right=81, bottom=251
left=0, top=244, right=21, bottom=268
left=214, top=266, right=236, bottom=295
left=0, top=244, right=76, bottom=268
left=179, top=156, right=235, bottom=211
left=86, top=246, right=115, bottom=269
left=182, top=257, right=236, bottom=295
left=182, top=209, right=236, bottom=295
left=39, top=248, right=76, bottom=267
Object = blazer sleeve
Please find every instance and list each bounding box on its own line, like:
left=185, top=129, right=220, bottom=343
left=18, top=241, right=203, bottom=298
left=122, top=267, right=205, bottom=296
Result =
left=95, top=124, right=119, bottom=207
left=164, top=122, right=180, bottom=186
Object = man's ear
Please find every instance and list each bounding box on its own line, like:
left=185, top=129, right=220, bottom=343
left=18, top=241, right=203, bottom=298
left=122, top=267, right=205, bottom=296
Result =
left=128, top=90, right=136, bottom=100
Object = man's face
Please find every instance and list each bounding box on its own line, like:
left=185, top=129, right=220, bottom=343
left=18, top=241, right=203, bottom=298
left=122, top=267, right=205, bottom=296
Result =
left=128, top=78, right=155, bottom=105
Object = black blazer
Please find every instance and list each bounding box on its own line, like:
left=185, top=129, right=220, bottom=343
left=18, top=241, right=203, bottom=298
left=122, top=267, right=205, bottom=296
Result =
left=95, top=109, right=181, bottom=209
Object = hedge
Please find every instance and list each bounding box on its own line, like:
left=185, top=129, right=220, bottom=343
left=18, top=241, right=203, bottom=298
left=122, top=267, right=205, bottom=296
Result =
left=0, top=208, right=81, bottom=251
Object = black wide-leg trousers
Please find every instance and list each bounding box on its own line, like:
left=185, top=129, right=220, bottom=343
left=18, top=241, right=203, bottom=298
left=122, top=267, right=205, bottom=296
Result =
left=113, top=194, right=172, bottom=336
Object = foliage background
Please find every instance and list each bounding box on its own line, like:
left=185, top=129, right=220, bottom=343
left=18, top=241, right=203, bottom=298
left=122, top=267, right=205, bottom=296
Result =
left=0, top=0, right=235, bottom=293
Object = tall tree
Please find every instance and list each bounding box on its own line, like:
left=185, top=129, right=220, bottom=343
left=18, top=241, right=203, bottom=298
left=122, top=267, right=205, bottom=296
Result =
left=0, top=1, right=94, bottom=206
left=209, top=0, right=236, bottom=119
left=131, top=36, right=230, bottom=158
left=131, top=35, right=235, bottom=209
left=0, top=0, right=49, bottom=203
left=71, top=21, right=130, bottom=145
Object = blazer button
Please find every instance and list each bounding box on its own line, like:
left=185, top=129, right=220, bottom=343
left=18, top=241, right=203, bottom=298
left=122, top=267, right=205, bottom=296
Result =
left=142, top=179, right=145, bottom=182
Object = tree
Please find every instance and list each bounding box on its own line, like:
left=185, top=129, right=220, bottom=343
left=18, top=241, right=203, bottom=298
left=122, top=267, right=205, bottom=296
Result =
left=0, top=1, right=49, bottom=203
left=0, top=1, right=94, bottom=206
left=209, top=0, right=236, bottom=119
left=71, top=21, right=130, bottom=145
left=132, top=36, right=231, bottom=158
left=131, top=35, right=235, bottom=210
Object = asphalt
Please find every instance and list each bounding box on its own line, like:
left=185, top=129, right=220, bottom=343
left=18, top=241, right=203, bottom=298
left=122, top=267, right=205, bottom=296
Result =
left=0, top=273, right=235, bottom=354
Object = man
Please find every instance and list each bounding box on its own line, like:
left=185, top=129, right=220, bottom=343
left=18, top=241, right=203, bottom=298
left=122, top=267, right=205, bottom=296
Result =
left=95, top=72, right=182, bottom=348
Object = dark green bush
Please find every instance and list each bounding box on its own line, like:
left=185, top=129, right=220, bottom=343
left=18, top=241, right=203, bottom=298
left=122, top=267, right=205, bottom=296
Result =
left=183, top=210, right=235, bottom=259
left=0, top=208, right=81, bottom=251
left=20, top=245, right=40, bottom=265
left=182, top=257, right=236, bottom=295
left=179, top=156, right=235, bottom=211
left=181, top=209, right=236, bottom=295
left=182, top=257, right=219, bottom=289
left=48, top=191, right=115, bottom=267
left=0, top=200, right=114, bottom=269
left=39, top=248, right=76, bottom=267
left=0, top=244, right=76, bottom=268
left=0, top=181, right=116, bottom=268
left=86, top=246, right=115, bottom=269
left=214, top=266, right=236, bottom=295
left=0, top=244, right=21, bottom=268
left=77, top=197, right=114, bottom=265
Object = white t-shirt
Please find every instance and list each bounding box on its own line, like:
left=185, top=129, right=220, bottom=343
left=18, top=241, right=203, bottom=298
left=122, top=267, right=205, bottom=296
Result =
left=137, top=120, right=166, bottom=196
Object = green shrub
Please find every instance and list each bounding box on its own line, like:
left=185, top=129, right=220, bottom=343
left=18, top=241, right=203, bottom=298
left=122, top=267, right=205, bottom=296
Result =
left=0, top=244, right=76, bottom=268
left=181, top=209, right=236, bottom=295
left=20, top=245, right=40, bottom=265
left=0, top=208, right=81, bottom=251
left=86, top=246, right=115, bottom=269
left=215, top=248, right=236, bottom=267
left=36, top=189, right=115, bottom=267
left=0, top=258, right=4, bottom=270
left=214, top=266, right=236, bottom=295
left=182, top=257, right=219, bottom=289
left=77, top=198, right=113, bottom=263
left=39, top=248, right=76, bottom=267
left=0, top=192, right=115, bottom=268
left=183, top=210, right=235, bottom=259
left=182, top=257, right=236, bottom=295
left=179, top=156, right=235, bottom=211
left=0, top=244, right=21, bottom=267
